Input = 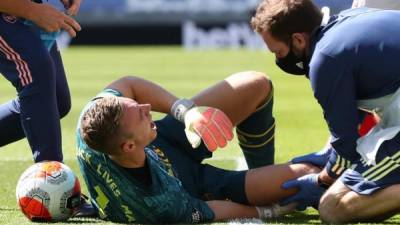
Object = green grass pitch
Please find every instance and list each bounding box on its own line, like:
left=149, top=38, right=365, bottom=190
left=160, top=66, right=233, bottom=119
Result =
left=0, top=46, right=397, bottom=224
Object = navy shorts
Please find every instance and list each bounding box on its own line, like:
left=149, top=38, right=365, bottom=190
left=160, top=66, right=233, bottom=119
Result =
left=340, top=132, right=400, bottom=195
left=153, top=115, right=248, bottom=204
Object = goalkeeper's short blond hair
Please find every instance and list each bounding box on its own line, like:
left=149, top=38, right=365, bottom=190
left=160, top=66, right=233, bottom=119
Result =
left=80, top=96, right=124, bottom=155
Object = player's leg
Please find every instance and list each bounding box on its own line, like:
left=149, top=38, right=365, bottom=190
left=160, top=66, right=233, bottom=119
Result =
left=191, top=71, right=270, bottom=124
left=0, top=17, right=62, bottom=162
left=191, top=71, right=275, bottom=168
left=319, top=181, right=400, bottom=223
left=154, top=70, right=271, bottom=164
left=236, top=88, right=275, bottom=168
left=201, top=162, right=320, bottom=205
left=0, top=99, right=24, bottom=146
left=319, top=134, right=400, bottom=223
left=0, top=43, right=70, bottom=147
left=50, top=42, right=71, bottom=118
left=206, top=200, right=258, bottom=221
left=245, top=163, right=320, bottom=205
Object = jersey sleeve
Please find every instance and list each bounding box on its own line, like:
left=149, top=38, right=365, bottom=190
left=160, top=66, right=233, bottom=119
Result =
left=309, top=51, right=360, bottom=177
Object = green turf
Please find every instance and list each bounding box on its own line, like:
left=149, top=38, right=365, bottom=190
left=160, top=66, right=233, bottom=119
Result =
left=0, top=46, right=397, bottom=224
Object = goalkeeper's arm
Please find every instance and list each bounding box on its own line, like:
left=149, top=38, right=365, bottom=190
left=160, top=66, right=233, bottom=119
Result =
left=106, top=76, right=179, bottom=114
left=106, top=76, right=234, bottom=151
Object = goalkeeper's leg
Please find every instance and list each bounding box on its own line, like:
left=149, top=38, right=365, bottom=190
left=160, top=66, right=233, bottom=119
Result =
left=190, top=71, right=274, bottom=167
left=237, top=86, right=275, bottom=168
left=0, top=43, right=71, bottom=149
left=191, top=71, right=272, bottom=125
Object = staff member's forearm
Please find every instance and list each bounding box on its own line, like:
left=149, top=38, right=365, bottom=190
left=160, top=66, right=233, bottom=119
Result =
left=0, top=0, right=38, bottom=20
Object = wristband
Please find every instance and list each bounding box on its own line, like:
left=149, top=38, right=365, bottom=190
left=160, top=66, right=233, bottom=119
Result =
left=171, top=98, right=195, bottom=122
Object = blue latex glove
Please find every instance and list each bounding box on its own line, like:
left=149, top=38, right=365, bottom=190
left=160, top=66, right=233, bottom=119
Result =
left=280, top=173, right=326, bottom=211
left=291, top=147, right=332, bottom=168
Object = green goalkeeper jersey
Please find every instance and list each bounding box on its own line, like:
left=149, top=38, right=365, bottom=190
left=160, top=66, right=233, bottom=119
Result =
left=76, top=89, right=215, bottom=223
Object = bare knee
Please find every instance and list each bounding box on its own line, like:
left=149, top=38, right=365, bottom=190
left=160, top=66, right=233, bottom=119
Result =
left=244, top=71, right=271, bottom=93
left=321, top=183, right=400, bottom=223
left=230, top=71, right=271, bottom=104
left=289, top=163, right=321, bottom=177
left=319, top=193, right=345, bottom=223
left=319, top=183, right=359, bottom=224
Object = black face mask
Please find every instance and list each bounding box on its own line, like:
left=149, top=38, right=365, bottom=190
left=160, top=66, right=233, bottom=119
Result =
left=275, top=44, right=308, bottom=75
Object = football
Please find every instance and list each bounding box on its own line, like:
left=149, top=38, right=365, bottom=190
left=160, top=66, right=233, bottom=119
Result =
left=16, top=161, right=81, bottom=222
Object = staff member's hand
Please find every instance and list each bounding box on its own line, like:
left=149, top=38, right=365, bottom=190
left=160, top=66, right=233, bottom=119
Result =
left=28, top=2, right=81, bottom=37
left=291, top=147, right=332, bottom=168
left=60, top=0, right=82, bottom=16
left=280, top=173, right=326, bottom=211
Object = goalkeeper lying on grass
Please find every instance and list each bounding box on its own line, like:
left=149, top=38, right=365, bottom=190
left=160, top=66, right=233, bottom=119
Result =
left=76, top=71, right=319, bottom=223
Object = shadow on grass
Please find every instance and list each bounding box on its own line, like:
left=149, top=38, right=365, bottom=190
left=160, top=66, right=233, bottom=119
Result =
left=275, top=211, right=321, bottom=224
left=273, top=211, right=400, bottom=225
left=66, top=218, right=102, bottom=224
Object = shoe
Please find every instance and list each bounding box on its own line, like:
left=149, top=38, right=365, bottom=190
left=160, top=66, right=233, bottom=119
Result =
left=73, top=194, right=98, bottom=218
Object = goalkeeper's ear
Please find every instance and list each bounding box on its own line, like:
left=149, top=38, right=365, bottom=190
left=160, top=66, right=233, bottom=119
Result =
left=120, top=140, right=137, bottom=154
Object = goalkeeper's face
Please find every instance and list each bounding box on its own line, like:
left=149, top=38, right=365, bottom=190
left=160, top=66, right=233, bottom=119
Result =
left=119, top=97, right=157, bottom=147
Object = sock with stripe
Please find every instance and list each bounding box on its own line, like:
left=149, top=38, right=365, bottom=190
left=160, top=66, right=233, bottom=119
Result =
left=236, top=91, right=275, bottom=169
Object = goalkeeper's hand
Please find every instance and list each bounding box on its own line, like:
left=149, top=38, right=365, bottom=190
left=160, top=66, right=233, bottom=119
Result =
left=184, top=106, right=234, bottom=151
left=171, top=99, right=234, bottom=151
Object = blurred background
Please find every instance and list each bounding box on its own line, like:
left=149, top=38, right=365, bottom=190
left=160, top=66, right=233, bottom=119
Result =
left=1, top=0, right=400, bottom=224
left=57, top=0, right=400, bottom=49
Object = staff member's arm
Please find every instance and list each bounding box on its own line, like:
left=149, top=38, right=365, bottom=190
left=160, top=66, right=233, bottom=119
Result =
left=0, top=0, right=81, bottom=37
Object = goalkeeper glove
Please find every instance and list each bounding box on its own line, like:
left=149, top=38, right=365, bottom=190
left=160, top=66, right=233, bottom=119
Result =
left=171, top=99, right=234, bottom=151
